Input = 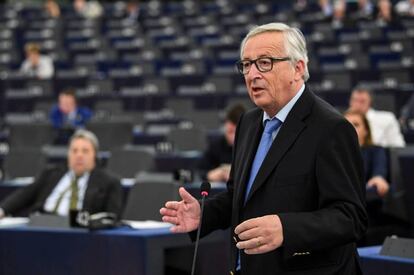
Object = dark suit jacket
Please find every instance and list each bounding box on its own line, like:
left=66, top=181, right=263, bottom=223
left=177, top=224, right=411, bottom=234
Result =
left=0, top=166, right=123, bottom=217
left=197, top=88, right=368, bottom=275
left=198, top=136, right=233, bottom=180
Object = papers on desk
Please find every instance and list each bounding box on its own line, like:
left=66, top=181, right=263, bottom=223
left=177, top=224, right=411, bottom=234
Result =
left=10, top=177, right=34, bottom=186
left=0, top=217, right=29, bottom=228
left=122, top=220, right=172, bottom=229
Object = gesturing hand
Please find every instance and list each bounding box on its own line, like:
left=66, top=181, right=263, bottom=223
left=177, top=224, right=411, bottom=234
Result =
left=160, top=187, right=201, bottom=233
left=235, top=215, right=284, bottom=254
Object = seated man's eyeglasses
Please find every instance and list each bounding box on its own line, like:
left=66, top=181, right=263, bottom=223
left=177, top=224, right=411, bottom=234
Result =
left=236, top=57, right=291, bottom=75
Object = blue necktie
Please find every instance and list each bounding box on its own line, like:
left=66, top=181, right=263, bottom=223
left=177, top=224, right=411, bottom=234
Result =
left=237, top=118, right=282, bottom=271
left=244, top=118, right=282, bottom=202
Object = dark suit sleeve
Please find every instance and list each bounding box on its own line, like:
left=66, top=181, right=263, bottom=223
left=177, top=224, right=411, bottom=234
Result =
left=278, top=120, right=368, bottom=258
left=370, top=147, right=388, bottom=179
left=0, top=170, right=49, bottom=215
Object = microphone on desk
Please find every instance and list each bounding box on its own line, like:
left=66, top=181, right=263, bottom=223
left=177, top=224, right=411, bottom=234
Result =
left=191, top=181, right=211, bottom=275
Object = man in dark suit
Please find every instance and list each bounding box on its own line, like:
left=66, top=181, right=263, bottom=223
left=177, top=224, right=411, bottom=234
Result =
left=161, top=22, right=367, bottom=275
left=49, top=89, right=93, bottom=145
left=198, top=104, right=246, bottom=182
left=0, top=129, right=122, bottom=218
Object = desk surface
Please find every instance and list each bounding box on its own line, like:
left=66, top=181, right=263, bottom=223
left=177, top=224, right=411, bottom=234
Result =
left=358, top=246, right=414, bottom=275
left=0, top=225, right=228, bottom=275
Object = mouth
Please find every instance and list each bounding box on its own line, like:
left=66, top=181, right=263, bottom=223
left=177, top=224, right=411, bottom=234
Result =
left=251, top=87, right=265, bottom=94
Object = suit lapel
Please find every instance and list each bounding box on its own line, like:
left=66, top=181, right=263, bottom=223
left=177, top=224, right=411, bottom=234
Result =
left=82, top=169, right=98, bottom=211
left=244, top=89, right=315, bottom=204
left=234, top=110, right=264, bottom=209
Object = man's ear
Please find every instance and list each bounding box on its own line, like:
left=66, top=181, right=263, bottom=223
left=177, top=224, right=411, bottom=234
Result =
left=294, top=60, right=305, bottom=81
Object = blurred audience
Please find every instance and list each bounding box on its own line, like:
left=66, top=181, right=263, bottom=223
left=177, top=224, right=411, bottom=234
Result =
left=49, top=89, right=93, bottom=144
left=395, top=0, right=414, bottom=16
left=125, top=0, right=141, bottom=22
left=198, top=104, right=246, bottom=182
left=376, top=0, right=398, bottom=26
left=332, top=0, right=348, bottom=28
left=73, top=0, right=103, bottom=19
left=20, top=42, right=54, bottom=79
left=0, top=129, right=123, bottom=219
left=318, top=0, right=334, bottom=17
left=349, top=87, right=405, bottom=147
left=354, top=0, right=375, bottom=20
left=44, top=0, right=61, bottom=18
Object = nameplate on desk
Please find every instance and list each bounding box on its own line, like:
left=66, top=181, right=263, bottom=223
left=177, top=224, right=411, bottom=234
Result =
left=380, top=236, right=414, bottom=259
left=28, top=214, right=70, bottom=228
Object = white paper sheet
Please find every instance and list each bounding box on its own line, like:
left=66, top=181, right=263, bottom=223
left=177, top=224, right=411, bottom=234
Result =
left=122, top=220, right=172, bottom=229
left=0, top=217, right=29, bottom=227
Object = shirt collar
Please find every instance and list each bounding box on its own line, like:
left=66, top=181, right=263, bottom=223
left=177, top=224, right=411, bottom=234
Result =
left=69, top=170, right=90, bottom=179
left=262, top=84, right=306, bottom=125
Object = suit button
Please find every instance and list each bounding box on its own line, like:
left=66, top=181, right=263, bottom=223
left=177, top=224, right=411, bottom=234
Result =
left=230, top=271, right=234, bottom=275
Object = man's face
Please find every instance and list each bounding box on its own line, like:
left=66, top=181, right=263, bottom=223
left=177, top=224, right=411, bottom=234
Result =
left=349, top=91, right=371, bottom=114
left=68, top=137, right=96, bottom=176
left=345, top=113, right=368, bottom=146
left=58, top=94, right=77, bottom=114
left=242, top=32, right=303, bottom=117
left=27, top=51, right=40, bottom=66
left=224, top=121, right=237, bottom=146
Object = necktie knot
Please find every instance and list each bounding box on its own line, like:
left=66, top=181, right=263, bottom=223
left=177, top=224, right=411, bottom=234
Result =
left=264, top=118, right=282, bottom=135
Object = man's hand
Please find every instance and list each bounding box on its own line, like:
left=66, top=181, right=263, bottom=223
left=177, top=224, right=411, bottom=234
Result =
left=367, top=176, right=390, bottom=197
left=207, top=164, right=231, bottom=182
left=160, top=187, right=201, bottom=233
left=235, top=215, right=283, bottom=254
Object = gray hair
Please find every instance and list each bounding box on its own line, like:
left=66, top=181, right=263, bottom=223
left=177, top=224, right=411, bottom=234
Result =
left=239, top=22, right=310, bottom=81
left=70, top=129, right=99, bottom=153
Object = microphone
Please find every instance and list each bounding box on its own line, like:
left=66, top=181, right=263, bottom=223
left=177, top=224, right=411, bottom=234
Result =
left=191, top=181, right=211, bottom=275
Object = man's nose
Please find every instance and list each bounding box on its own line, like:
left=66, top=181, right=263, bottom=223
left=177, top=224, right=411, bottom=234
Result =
left=247, top=64, right=262, bottom=79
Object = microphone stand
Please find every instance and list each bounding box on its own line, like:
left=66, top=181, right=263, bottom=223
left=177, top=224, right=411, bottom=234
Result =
left=190, top=190, right=208, bottom=275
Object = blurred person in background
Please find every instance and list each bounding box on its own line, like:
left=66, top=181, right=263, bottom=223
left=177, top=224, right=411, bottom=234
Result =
left=198, top=104, right=246, bottom=182
left=376, top=0, right=400, bottom=27
left=344, top=110, right=410, bottom=245
left=345, top=0, right=374, bottom=21
left=20, top=42, right=54, bottom=79
left=332, top=0, right=347, bottom=28
left=125, top=0, right=141, bottom=22
left=0, top=129, right=122, bottom=219
left=44, top=0, right=61, bottom=18
left=349, top=87, right=405, bottom=147
left=73, top=0, right=103, bottom=19
left=344, top=110, right=389, bottom=197
left=50, top=89, right=93, bottom=144
left=395, top=0, right=414, bottom=16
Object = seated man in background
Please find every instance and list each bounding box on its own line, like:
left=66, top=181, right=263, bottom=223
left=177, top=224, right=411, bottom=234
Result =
left=198, top=104, right=246, bottom=182
left=50, top=89, right=93, bottom=144
left=20, top=42, right=54, bottom=79
left=349, top=87, right=405, bottom=147
left=0, top=129, right=122, bottom=219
